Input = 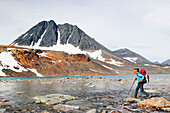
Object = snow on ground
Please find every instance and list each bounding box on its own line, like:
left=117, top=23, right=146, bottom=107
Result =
left=0, top=67, right=6, bottom=76
left=87, top=50, right=123, bottom=66
left=144, top=64, right=160, bottom=67
left=0, top=52, right=27, bottom=76
left=28, top=69, right=43, bottom=77
left=37, top=52, right=49, bottom=58
left=163, top=66, right=170, bottom=68
left=89, top=69, right=100, bottom=73
left=123, top=57, right=138, bottom=63
left=106, top=59, right=123, bottom=66
left=102, top=65, right=114, bottom=71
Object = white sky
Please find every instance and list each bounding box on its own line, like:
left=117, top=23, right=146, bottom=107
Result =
left=0, top=0, right=170, bottom=63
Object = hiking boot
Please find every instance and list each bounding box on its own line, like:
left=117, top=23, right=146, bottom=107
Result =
left=147, top=95, right=151, bottom=99
left=131, top=96, right=137, bottom=98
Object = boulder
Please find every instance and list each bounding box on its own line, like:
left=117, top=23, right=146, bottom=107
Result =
left=0, top=109, right=6, bottom=113
left=86, top=109, right=97, bottom=113
left=53, top=104, right=80, bottom=112
left=34, top=94, right=77, bottom=105
left=137, top=97, right=170, bottom=111
left=123, top=97, right=141, bottom=103
left=145, top=90, right=160, bottom=94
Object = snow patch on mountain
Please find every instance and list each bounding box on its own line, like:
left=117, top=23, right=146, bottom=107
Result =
left=22, top=33, right=28, bottom=39
left=123, top=57, right=138, bottom=63
left=144, top=64, right=160, bottom=67
left=34, top=29, right=47, bottom=48
left=15, top=44, right=123, bottom=66
left=0, top=52, right=27, bottom=76
left=87, top=50, right=123, bottom=66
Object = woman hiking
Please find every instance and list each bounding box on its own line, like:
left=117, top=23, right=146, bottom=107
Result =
left=132, top=68, right=151, bottom=99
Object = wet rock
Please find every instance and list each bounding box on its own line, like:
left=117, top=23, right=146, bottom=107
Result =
left=161, top=107, right=170, bottom=112
left=0, top=109, right=6, bottom=113
left=106, top=105, right=115, bottom=109
left=145, top=90, right=160, bottom=94
left=86, top=109, right=97, bottom=113
left=101, top=110, right=107, bottom=113
left=137, top=97, right=170, bottom=111
left=1, top=99, right=10, bottom=103
left=123, top=106, right=141, bottom=112
left=34, top=94, right=76, bottom=105
left=53, top=104, right=80, bottom=112
left=21, top=109, right=27, bottom=112
left=123, top=97, right=140, bottom=103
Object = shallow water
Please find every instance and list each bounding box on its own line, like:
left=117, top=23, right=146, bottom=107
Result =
left=0, top=75, right=169, bottom=112
left=0, top=74, right=169, bottom=80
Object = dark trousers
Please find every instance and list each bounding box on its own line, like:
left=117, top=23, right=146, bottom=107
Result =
left=135, top=82, right=149, bottom=97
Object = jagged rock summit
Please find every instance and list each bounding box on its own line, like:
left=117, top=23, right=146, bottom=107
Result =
left=11, top=20, right=103, bottom=51
left=11, top=20, right=58, bottom=47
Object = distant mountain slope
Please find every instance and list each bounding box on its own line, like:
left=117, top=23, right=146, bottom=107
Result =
left=112, top=48, right=152, bottom=64
left=1, top=45, right=170, bottom=77
left=162, top=59, right=170, bottom=65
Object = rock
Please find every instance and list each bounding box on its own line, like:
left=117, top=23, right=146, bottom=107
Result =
left=123, top=106, right=141, bottom=112
left=161, top=107, right=170, bottom=112
left=145, top=90, right=159, bottom=94
left=21, top=109, right=27, bottom=112
left=1, top=99, right=10, bottom=102
left=123, top=97, right=141, bottom=103
left=0, top=109, right=6, bottom=113
left=53, top=104, right=80, bottom=112
left=34, top=94, right=76, bottom=105
left=86, top=109, right=97, bottom=113
left=101, top=110, right=107, bottom=113
left=106, top=105, right=115, bottom=109
left=137, top=97, right=170, bottom=110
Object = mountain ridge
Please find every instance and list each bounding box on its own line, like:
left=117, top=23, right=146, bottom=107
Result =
left=10, top=20, right=126, bottom=63
left=162, top=59, right=170, bottom=65
left=112, top=48, right=152, bottom=64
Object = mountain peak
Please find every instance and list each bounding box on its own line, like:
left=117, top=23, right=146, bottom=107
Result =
left=11, top=20, right=58, bottom=47
left=11, top=20, right=103, bottom=51
left=113, top=48, right=152, bottom=64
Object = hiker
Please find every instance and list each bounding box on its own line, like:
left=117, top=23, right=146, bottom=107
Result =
left=132, top=68, right=151, bottom=99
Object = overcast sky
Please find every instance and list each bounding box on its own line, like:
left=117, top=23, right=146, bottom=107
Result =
left=0, top=0, right=170, bottom=63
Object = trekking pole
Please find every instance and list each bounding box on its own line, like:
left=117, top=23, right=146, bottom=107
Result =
left=128, top=79, right=136, bottom=94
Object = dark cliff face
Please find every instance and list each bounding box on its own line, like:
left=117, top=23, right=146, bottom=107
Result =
left=58, top=23, right=100, bottom=50
left=11, top=20, right=58, bottom=47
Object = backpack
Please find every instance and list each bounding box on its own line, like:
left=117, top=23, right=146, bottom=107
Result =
left=140, top=69, right=149, bottom=83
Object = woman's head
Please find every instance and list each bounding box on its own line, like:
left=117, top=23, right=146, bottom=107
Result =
left=133, top=68, right=139, bottom=74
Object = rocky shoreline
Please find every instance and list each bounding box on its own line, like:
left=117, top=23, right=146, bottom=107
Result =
left=0, top=76, right=169, bottom=113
